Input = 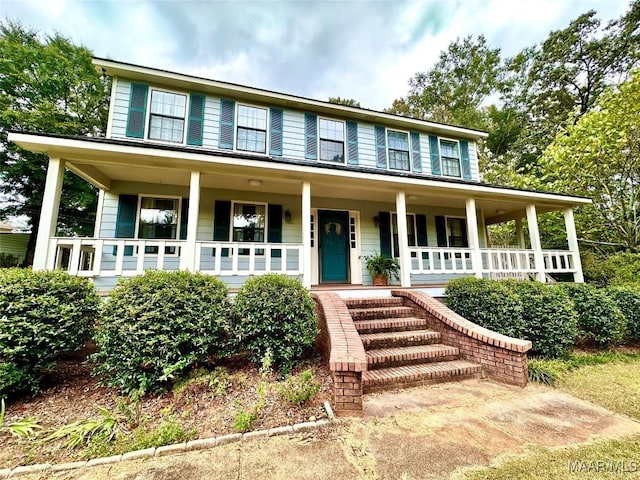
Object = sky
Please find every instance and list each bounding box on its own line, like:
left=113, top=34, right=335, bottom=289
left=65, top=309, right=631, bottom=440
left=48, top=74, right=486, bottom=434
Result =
left=0, top=0, right=633, bottom=111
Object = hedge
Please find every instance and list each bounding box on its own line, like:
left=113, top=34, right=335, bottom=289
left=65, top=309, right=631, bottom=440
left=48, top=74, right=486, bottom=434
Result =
left=607, top=285, right=640, bottom=342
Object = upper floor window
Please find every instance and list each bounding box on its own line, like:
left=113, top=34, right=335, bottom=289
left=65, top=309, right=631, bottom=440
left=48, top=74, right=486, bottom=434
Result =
left=440, top=139, right=461, bottom=177
left=388, top=131, right=410, bottom=171
left=237, top=105, right=267, bottom=153
left=319, top=118, right=344, bottom=163
left=138, top=196, right=180, bottom=254
left=149, top=91, right=187, bottom=143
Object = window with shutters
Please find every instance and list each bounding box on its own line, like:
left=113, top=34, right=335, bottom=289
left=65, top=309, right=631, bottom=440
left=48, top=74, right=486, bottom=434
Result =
left=446, top=217, right=468, bottom=247
left=318, top=118, right=345, bottom=163
left=439, top=139, right=462, bottom=177
left=148, top=90, right=187, bottom=143
left=387, top=130, right=410, bottom=171
left=137, top=196, right=180, bottom=254
left=236, top=105, right=267, bottom=153
left=232, top=201, right=267, bottom=255
left=390, top=213, right=417, bottom=258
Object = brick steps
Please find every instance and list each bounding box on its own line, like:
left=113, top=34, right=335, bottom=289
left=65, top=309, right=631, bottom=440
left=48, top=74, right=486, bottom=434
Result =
left=362, top=360, right=482, bottom=393
left=366, top=344, right=460, bottom=369
left=344, top=297, right=404, bottom=308
left=350, top=306, right=415, bottom=321
left=360, top=329, right=441, bottom=349
left=354, top=317, right=429, bottom=334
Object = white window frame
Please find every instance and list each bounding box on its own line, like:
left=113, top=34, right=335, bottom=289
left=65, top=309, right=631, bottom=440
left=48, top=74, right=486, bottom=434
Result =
left=317, top=117, right=346, bottom=164
left=439, top=137, right=463, bottom=178
left=445, top=215, right=468, bottom=248
left=134, top=194, right=182, bottom=256
left=144, top=87, right=189, bottom=145
left=230, top=200, right=269, bottom=255
left=386, top=129, right=412, bottom=172
left=390, top=212, right=417, bottom=258
left=234, top=103, right=269, bottom=155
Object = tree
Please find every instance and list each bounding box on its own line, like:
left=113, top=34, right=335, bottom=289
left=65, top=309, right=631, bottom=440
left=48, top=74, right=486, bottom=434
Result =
left=539, top=70, right=640, bottom=252
left=328, top=96, right=361, bottom=108
left=0, top=21, right=110, bottom=265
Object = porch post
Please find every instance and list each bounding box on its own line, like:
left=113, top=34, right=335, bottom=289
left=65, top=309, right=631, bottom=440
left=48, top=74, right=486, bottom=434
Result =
left=302, top=181, right=312, bottom=288
left=395, top=191, right=411, bottom=287
left=181, top=170, right=201, bottom=271
left=515, top=218, right=526, bottom=248
left=33, top=157, right=65, bottom=271
left=93, top=189, right=105, bottom=237
left=525, top=204, right=546, bottom=282
left=465, top=198, right=483, bottom=279
left=564, top=208, right=584, bottom=283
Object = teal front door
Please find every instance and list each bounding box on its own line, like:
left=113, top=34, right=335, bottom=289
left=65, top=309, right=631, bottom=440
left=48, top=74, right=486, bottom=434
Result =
left=319, top=210, right=349, bottom=283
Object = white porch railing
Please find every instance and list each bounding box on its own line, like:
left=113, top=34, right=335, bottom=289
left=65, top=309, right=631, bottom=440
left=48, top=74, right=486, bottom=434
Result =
left=408, top=247, right=475, bottom=274
left=48, top=238, right=303, bottom=277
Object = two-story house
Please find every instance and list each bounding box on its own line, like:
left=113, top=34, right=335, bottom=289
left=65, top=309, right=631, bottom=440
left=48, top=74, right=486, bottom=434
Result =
left=9, top=58, right=590, bottom=291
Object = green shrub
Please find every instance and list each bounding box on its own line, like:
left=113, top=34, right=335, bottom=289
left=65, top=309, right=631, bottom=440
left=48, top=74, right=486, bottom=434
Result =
left=527, top=359, right=568, bottom=385
left=0, top=253, right=20, bottom=268
left=93, top=270, right=230, bottom=396
left=582, top=251, right=640, bottom=286
left=559, top=284, right=626, bottom=346
left=607, top=285, right=640, bottom=342
left=232, top=274, right=318, bottom=373
left=130, top=418, right=196, bottom=450
left=279, top=369, right=320, bottom=405
left=0, top=269, right=100, bottom=397
left=234, top=408, right=258, bottom=433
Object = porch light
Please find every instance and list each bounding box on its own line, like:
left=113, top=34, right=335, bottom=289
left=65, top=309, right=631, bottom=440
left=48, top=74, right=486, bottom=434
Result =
left=408, top=194, right=418, bottom=201
left=249, top=179, right=263, bottom=187
left=284, top=209, right=292, bottom=223
left=496, top=209, right=506, bottom=215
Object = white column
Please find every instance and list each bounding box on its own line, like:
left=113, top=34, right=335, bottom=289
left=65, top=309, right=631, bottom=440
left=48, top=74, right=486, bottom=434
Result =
left=395, top=191, right=411, bottom=287
left=564, top=208, right=584, bottom=283
left=526, top=204, right=546, bottom=282
left=93, top=189, right=105, bottom=238
left=302, top=181, right=312, bottom=288
left=33, top=157, right=65, bottom=271
left=465, top=198, right=483, bottom=279
left=181, top=171, right=201, bottom=271
left=478, top=209, right=489, bottom=247
left=515, top=218, right=526, bottom=248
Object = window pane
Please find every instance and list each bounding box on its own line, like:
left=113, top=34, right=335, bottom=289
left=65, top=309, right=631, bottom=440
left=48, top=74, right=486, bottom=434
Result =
left=150, top=91, right=186, bottom=118
left=319, top=119, right=344, bottom=141
left=391, top=213, right=416, bottom=257
left=388, top=131, right=409, bottom=150
left=237, top=127, right=266, bottom=153
left=237, top=105, right=267, bottom=130
left=389, top=150, right=410, bottom=170
left=149, top=115, right=184, bottom=143
left=139, top=197, right=178, bottom=240
left=440, top=140, right=461, bottom=177
left=319, top=139, right=344, bottom=162
left=233, top=203, right=265, bottom=243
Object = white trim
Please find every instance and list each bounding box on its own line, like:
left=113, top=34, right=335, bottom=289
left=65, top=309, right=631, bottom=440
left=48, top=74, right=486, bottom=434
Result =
left=386, top=128, right=412, bottom=172
left=526, top=204, right=546, bottom=282
left=183, top=171, right=201, bottom=271
left=106, top=77, right=117, bottom=139
left=438, top=136, right=463, bottom=179
left=234, top=102, right=269, bottom=155
left=348, top=210, right=362, bottom=284
left=317, top=117, right=346, bottom=165
left=145, top=87, right=189, bottom=146
left=310, top=207, right=319, bottom=286
left=302, top=182, right=312, bottom=288
left=465, top=198, right=483, bottom=279
left=316, top=208, right=353, bottom=284
left=395, top=192, right=411, bottom=288
left=34, top=158, right=65, bottom=270
left=94, top=189, right=105, bottom=237
left=564, top=208, right=584, bottom=283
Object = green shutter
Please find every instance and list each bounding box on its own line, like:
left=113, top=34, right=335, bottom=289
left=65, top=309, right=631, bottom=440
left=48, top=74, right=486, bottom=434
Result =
left=304, top=113, right=317, bottom=160
left=125, top=83, right=148, bottom=139
left=378, top=211, right=392, bottom=257
left=267, top=204, right=283, bottom=258
left=269, top=108, right=283, bottom=156
left=114, top=194, right=138, bottom=256
left=219, top=99, right=235, bottom=149
left=429, top=135, right=441, bottom=176
left=460, top=140, right=472, bottom=179
left=435, top=216, right=447, bottom=247
left=179, top=198, right=189, bottom=240
left=346, top=120, right=358, bottom=165
left=416, top=214, right=428, bottom=246
left=186, top=94, right=205, bottom=146
left=461, top=219, right=469, bottom=248
left=410, top=131, right=422, bottom=173
left=213, top=200, right=231, bottom=257
left=375, top=126, right=387, bottom=169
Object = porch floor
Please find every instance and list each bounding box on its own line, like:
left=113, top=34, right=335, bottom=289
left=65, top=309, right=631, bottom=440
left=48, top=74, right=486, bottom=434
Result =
left=310, top=284, right=448, bottom=299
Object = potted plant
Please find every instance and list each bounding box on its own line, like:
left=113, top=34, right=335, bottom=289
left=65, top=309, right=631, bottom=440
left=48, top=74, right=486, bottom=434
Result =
left=364, top=253, right=400, bottom=286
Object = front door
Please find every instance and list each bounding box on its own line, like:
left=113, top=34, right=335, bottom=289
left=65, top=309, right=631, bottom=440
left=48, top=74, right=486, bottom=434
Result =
left=319, top=210, right=349, bottom=283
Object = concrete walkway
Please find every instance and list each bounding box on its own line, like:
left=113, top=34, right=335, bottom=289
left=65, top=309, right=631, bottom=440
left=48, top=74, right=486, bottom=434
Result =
left=24, top=380, right=640, bottom=480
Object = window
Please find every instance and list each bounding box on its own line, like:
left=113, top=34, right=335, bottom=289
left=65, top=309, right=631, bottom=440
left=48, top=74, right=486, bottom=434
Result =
left=391, top=213, right=416, bottom=257
left=440, top=139, right=461, bottom=177
left=319, top=118, right=344, bottom=162
left=237, top=105, right=267, bottom=153
left=138, top=196, right=180, bottom=254
left=148, top=90, right=187, bottom=143
left=388, top=130, right=410, bottom=170
left=232, top=202, right=266, bottom=254
left=447, top=217, right=468, bottom=247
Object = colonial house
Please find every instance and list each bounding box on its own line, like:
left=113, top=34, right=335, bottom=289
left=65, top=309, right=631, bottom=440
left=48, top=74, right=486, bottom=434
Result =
left=9, top=58, right=589, bottom=292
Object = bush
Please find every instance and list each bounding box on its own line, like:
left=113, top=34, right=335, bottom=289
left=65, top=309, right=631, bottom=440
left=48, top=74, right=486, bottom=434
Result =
left=559, top=284, right=626, bottom=346
left=93, top=270, right=230, bottom=396
left=0, top=269, right=100, bottom=397
left=232, top=274, right=318, bottom=373
left=527, top=358, right=568, bottom=385
left=279, top=369, right=320, bottom=405
left=607, top=285, right=640, bottom=342
left=582, top=251, right=640, bottom=287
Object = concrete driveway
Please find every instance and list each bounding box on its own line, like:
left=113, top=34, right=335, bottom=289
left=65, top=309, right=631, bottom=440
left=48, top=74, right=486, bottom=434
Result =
left=23, top=380, right=640, bottom=480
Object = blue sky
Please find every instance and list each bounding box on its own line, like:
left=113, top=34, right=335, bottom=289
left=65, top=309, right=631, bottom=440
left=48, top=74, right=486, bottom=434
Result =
left=1, top=0, right=632, bottom=110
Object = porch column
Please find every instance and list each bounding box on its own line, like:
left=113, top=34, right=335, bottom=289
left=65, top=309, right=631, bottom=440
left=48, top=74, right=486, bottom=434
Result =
left=302, top=181, right=312, bottom=288
left=181, top=170, right=201, bottom=271
left=525, top=204, right=546, bottom=282
left=564, top=208, right=584, bottom=283
left=395, top=191, right=411, bottom=288
left=93, top=189, right=105, bottom=237
left=465, top=198, right=483, bottom=279
left=515, top=218, right=526, bottom=248
left=33, top=157, right=65, bottom=271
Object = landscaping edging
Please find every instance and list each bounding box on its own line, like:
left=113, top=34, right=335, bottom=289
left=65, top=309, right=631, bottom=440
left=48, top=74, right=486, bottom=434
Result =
left=0, top=402, right=337, bottom=479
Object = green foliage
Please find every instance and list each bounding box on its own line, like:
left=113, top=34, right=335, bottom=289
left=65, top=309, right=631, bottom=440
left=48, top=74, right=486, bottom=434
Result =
left=279, top=369, right=320, bottom=405
left=582, top=252, right=640, bottom=286
left=559, top=284, right=626, bottom=346
left=364, top=253, right=400, bottom=281
left=130, top=418, right=196, bottom=450
left=173, top=367, right=233, bottom=398
left=234, top=408, right=258, bottom=433
left=0, top=398, right=42, bottom=438
left=606, top=285, right=640, bottom=341
left=232, top=274, right=318, bottom=373
left=0, top=253, right=20, bottom=268
left=0, top=268, right=99, bottom=397
left=527, top=359, right=568, bottom=385
left=43, top=406, right=120, bottom=449
left=328, top=96, right=361, bottom=108
left=93, top=270, right=231, bottom=396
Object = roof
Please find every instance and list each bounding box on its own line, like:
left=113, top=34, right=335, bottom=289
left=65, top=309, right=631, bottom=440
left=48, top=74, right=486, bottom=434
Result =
left=93, top=57, right=489, bottom=141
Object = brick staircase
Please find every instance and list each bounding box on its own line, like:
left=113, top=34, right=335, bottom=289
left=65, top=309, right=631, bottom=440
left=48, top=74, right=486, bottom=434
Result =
left=345, top=297, right=482, bottom=393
